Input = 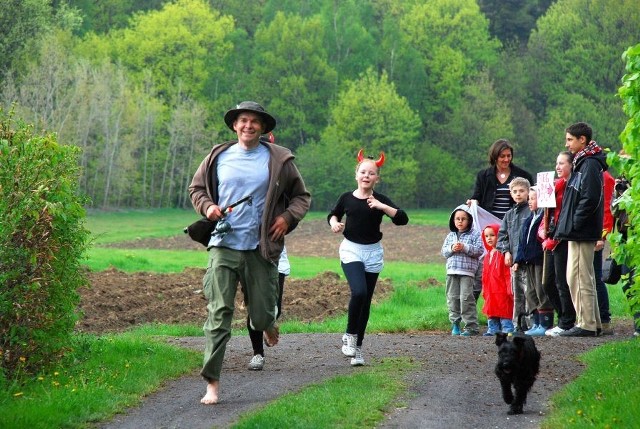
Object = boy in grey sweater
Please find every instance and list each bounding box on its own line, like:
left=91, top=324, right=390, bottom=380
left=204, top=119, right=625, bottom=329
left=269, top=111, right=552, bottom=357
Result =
left=497, top=177, right=531, bottom=330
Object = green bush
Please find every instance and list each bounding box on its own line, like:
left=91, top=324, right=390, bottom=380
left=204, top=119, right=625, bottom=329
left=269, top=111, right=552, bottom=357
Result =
left=609, top=43, right=640, bottom=322
left=0, top=109, right=91, bottom=385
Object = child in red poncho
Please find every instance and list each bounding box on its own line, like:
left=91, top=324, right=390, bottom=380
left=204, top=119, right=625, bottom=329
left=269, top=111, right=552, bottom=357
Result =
left=481, top=224, right=515, bottom=335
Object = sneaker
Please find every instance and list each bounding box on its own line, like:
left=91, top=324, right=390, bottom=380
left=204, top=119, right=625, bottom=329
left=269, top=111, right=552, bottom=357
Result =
left=483, top=331, right=496, bottom=337
left=248, top=354, right=264, bottom=371
left=559, top=326, right=596, bottom=337
left=342, top=333, right=356, bottom=357
left=525, top=325, right=547, bottom=336
left=545, top=326, right=566, bottom=337
left=350, top=347, right=365, bottom=366
left=460, top=329, right=479, bottom=336
left=451, top=323, right=461, bottom=336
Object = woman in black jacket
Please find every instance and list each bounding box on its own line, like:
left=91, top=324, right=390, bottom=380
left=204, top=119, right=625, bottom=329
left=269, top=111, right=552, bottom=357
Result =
left=467, top=139, right=533, bottom=220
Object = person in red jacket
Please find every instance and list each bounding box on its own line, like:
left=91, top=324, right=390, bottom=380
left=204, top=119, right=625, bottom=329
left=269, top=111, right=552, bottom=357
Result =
left=540, top=151, right=576, bottom=336
left=481, top=224, right=514, bottom=335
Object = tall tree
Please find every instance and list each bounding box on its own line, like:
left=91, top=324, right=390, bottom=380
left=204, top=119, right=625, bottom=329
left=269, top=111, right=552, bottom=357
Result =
left=525, top=0, right=640, bottom=170
left=398, top=0, right=501, bottom=121
left=319, top=0, right=377, bottom=81
left=63, top=0, right=166, bottom=34
left=297, top=69, right=419, bottom=209
left=0, top=0, right=53, bottom=81
left=249, top=12, right=338, bottom=149
left=79, top=0, right=235, bottom=106
left=478, top=0, right=554, bottom=47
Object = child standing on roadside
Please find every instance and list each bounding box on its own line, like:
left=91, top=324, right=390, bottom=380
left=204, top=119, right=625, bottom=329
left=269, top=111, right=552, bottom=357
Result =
left=514, top=187, right=553, bottom=336
left=328, top=150, right=409, bottom=366
left=481, top=224, right=514, bottom=335
left=497, top=177, right=532, bottom=331
left=441, top=205, right=484, bottom=336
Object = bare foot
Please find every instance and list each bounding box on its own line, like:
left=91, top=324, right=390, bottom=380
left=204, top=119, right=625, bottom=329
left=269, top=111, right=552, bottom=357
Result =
left=263, top=324, right=279, bottom=347
left=200, top=380, right=219, bottom=405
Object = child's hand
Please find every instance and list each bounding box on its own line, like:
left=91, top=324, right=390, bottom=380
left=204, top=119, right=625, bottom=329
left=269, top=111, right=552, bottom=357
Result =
left=512, top=263, right=519, bottom=272
left=504, top=252, right=512, bottom=266
left=452, top=242, right=464, bottom=252
left=330, top=221, right=344, bottom=233
left=367, top=196, right=384, bottom=210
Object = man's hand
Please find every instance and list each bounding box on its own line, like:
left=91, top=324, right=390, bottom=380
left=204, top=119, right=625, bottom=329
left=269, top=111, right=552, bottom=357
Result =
left=269, top=216, right=289, bottom=241
left=206, top=204, right=223, bottom=221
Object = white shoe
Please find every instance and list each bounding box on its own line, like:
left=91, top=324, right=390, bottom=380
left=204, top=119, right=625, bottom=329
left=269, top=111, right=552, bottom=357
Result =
left=350, top=347, right=365, bottom=366
left=342, top=333, right=356, bottom=357
left=248, top=354, right=264, bottom=370
left=545, top=326, right=565, bottom=337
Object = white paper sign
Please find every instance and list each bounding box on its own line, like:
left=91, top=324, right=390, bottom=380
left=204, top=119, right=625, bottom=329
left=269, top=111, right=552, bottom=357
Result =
left=536, top=171, right=556, bottom=208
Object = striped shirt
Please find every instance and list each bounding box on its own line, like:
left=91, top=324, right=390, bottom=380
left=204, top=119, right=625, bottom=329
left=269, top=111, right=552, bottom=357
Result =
left=491, top=183, right=511, bottom=219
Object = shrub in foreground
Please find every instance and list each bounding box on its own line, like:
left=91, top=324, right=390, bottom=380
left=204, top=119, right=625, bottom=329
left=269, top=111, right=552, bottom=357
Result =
left=0, top=109, right=90, bottom=385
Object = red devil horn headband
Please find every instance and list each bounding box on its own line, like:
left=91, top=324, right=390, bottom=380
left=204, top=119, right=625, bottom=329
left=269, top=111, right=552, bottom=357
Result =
left=357, top=149, right=385, bottom=167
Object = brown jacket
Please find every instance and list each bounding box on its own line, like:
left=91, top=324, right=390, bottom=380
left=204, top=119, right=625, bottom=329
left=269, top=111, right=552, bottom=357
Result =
left=188, top=140, right=311, bottom=262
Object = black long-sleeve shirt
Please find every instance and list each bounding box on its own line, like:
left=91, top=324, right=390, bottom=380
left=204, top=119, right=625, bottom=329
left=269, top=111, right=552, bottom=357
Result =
left=327, top=191, right=409, bottom=244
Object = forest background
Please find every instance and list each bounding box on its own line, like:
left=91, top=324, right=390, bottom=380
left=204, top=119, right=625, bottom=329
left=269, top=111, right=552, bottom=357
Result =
left=2, top=0, right=639, bottom=210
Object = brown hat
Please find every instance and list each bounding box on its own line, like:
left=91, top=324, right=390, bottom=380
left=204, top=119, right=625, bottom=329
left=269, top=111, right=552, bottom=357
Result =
left=223, top=101, right=276, bottom=133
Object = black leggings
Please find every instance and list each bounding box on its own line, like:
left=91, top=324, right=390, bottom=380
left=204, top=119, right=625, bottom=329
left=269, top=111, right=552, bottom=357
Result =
left=248, top=272, right=286, bottom=356
left=342, top=261, right=379, bottom=347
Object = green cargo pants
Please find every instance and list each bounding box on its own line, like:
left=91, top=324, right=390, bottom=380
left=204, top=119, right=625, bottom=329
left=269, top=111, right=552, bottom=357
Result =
left=201, top=247, right=278, bottom=381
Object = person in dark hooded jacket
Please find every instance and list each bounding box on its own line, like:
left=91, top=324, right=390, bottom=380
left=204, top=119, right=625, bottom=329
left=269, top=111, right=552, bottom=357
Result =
left=555, top=122, right=606, bottom=337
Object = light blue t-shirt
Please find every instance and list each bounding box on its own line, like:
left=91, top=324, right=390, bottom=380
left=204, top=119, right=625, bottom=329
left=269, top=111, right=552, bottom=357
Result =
left=209, top=143, right=270, bottom=250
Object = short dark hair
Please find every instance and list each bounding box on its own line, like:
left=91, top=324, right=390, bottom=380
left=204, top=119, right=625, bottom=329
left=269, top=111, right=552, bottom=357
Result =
left=565, top=122, right=592, bottom=142
left=488, top=139, right=514, bottom=166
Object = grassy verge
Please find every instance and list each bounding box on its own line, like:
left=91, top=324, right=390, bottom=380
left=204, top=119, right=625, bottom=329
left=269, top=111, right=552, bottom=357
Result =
left=0, top=333, right=201, bottom=429
left=233, top=358, right=417, bottom=429
left=541, top=338, right=640, bottom=428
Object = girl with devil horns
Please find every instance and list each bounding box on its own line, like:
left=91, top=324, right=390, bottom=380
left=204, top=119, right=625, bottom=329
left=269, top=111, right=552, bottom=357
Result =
left=328, top=149, right=409, bottom=366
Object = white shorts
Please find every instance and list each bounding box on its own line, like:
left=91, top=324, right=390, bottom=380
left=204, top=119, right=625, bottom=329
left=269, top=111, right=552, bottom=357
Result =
left=339, top=239, right=384, bottom=273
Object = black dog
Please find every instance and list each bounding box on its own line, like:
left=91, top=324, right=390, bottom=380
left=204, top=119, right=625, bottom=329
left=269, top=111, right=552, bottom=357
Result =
left=495, top=332, right=541, bottom=415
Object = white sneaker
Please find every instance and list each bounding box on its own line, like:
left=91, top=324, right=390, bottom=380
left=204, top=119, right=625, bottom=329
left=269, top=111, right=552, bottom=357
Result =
left=351, top=347, right=365, bottom=366
left=545, top=326, right=565, bottom=337
left=342, top=333, right=356, bottom=357
left=248, top=354, right=264, bottom=370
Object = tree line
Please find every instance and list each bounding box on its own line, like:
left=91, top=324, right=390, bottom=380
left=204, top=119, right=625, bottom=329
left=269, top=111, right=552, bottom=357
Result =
left=1, top=0, right=639, bottom=210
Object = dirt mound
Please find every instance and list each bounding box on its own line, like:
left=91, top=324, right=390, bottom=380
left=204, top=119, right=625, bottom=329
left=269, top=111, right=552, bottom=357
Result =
left=80, top=220, right=446, bottom=333
left=79, top=269, right=393, bottom=333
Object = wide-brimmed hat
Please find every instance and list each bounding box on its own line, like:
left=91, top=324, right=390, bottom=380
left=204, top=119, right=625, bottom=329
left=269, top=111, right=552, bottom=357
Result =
left=223, top=101, right=276, bottom=133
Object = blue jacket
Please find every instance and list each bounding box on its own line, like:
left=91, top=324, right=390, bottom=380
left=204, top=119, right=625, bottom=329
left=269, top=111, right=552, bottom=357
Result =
left=515, top=208, right=544, bottom=265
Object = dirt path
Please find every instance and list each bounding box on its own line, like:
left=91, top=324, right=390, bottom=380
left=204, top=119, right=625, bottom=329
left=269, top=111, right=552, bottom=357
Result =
left=96, top=330, right=632, bottom=429
left=85, top=219, right=635, bottom=428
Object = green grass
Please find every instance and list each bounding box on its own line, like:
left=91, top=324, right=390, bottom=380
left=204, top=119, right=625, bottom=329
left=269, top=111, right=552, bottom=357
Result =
left=85, top=247, right=208, bottom=273
left=541, top=339, right=640, bottom=429
left=86, top=208, right=198, bottom=244
left=85, top=209, right=449, bottom=246
left=233, top=358, right=417, bottom=429
left=2, top=208, right=637, bottom=428
left=405, top=208, right=451, bottom=226
left=0, top=333, right=201, bottom=429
